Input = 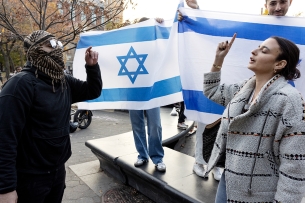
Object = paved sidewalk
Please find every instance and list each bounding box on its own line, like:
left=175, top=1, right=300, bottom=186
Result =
left=63, top=107, right=196, bottom=203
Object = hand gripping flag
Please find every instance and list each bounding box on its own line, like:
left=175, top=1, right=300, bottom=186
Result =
left=73, top=15, right=182, bottom=110
left=178, top=7, right=305, bottom=124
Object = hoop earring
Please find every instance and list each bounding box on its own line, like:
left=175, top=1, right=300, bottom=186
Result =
left=274, top=69, right=277, bottom=73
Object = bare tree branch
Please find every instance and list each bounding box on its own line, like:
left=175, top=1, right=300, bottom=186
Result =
left=19, top=0, right=40, bottom=26
left=0, top=0, right=137, bottom=71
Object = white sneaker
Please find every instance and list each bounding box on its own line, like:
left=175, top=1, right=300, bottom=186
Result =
left=212, top=167, right=223, bottom=181
left=170, top=107, right=178, bottom=116
left=177, top=122, right=188, bottom=130
left=155, top=162, right=166, bottom=172
left=188, top=126, right=197, bottom=135
left=134, top=158, right=148, bottom=167
left=193, top=163, right=205, bottom=177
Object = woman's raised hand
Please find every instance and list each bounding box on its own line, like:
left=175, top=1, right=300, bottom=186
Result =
left=215, top=33, right=237, bottom=60
left=211, top=33, right=237, bottom=71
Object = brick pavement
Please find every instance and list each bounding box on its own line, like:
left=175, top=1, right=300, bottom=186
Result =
left=63, top=108, right=196, bottom=203
left=63, top=110, right=132, bottom=203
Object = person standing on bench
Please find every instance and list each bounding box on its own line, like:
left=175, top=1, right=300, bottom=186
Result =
left=129, top=17, right=166, bottom=172
left=178, top=0, right=224, bottom=181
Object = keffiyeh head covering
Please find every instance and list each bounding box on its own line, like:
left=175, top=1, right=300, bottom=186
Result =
left=24, top=30, right=65, bottom=92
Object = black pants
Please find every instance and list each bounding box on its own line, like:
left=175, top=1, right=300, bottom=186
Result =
left=178, top=102, right=186, bottom=123
left=16, top=165, right=66, bottom=203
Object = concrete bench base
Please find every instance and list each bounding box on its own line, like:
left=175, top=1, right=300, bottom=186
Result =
left=86, top=132, right=218, bottom=203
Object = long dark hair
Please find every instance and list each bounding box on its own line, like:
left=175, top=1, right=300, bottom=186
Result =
left=271, top=36, right=301, bottom=80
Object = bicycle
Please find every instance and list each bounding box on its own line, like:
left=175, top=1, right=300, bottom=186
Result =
left=70, top=108, right=93, bottom=133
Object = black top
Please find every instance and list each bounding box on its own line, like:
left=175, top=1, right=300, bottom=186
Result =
left=0, top=62, right=102, bottom=194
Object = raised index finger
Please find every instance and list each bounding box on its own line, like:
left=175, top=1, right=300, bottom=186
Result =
left=85, top=46, right=92, bottom=54
left=229, top=33, right=237, bottom=47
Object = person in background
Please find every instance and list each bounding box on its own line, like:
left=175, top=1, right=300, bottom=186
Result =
left=0, top=30, right=102, bottom=203
left=171, top=102, right=189, bottom=130
left=68, top=66, right=72, bottom=75
left=265, top=0, right=292, bottom=16
left=177, top=101, right=188, bottom=130
left=170, top=104, right=178, bottom=116
left=64, top=67, right=72, bottom=75
left=178, top=0, right=224, bottom=181
left=130, top=17, right=166, bottom=172
left=0, top=70, right=2, bottom=85
left=14, top=66, right=22, bottom=75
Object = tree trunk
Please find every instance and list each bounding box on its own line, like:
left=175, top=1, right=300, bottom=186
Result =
left=3, top=55, right=10, bottom=80
left=9, top=55, right=15, bottom=72
left=0, top=46, right=12, bottom=80
left=19, top=49, right=24, bottom=66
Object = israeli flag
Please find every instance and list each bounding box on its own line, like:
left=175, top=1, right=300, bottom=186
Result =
left=178, top=7, right=305, bottom=124
left=73, top=16, right=182, bottom=110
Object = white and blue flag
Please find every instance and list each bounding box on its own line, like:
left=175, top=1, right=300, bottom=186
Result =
left=73, top=4, right=305, bottom=124
left=178, top=8, right=305, bottom=124
left=73, top=17, right=182, bottom=110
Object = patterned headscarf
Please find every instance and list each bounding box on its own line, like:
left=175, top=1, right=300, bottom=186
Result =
left=24, top=30, right=65, bottom=89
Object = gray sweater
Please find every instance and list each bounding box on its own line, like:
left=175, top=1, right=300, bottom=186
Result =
left=203, top=71, right=305, bottom=202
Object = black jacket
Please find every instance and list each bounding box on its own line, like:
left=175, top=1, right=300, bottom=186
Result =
left=0, top=62, right=102, bottom=194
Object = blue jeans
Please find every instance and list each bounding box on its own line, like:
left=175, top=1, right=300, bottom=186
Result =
left=129, top=107, right=164, bottom=164
left=215, top=172, right=227, bottom=203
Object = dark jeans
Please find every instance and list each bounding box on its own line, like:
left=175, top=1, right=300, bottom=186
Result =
left=16, top=165, right=66, bottom=203
left=178, top=101, right=186, bottom=123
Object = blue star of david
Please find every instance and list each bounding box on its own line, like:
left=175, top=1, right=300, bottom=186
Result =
left=117, top=46, right=148, bottom=84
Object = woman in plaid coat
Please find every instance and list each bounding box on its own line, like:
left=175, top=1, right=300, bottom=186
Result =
left=203, top=34, right=305, bottom=202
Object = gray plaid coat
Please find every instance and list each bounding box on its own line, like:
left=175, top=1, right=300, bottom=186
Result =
left=203, top=71, right=305, bottom=202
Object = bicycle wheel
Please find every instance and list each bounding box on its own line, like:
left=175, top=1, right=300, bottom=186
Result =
left=73, top=110, right=92, bottom=129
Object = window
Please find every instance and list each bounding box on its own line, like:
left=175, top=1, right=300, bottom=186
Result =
left=70, top=5, right=76, bottom=21
left=92, top=13, right=96, bottom=25
left=81, top=11, right=86, bottom=21
left=57, top=2, right=63, bottom=15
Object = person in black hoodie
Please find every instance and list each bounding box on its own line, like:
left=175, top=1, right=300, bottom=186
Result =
left=0, top=30, right=102, bottom=203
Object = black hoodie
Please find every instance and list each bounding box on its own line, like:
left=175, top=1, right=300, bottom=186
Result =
left=0, top=62, right=102, bottom=194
